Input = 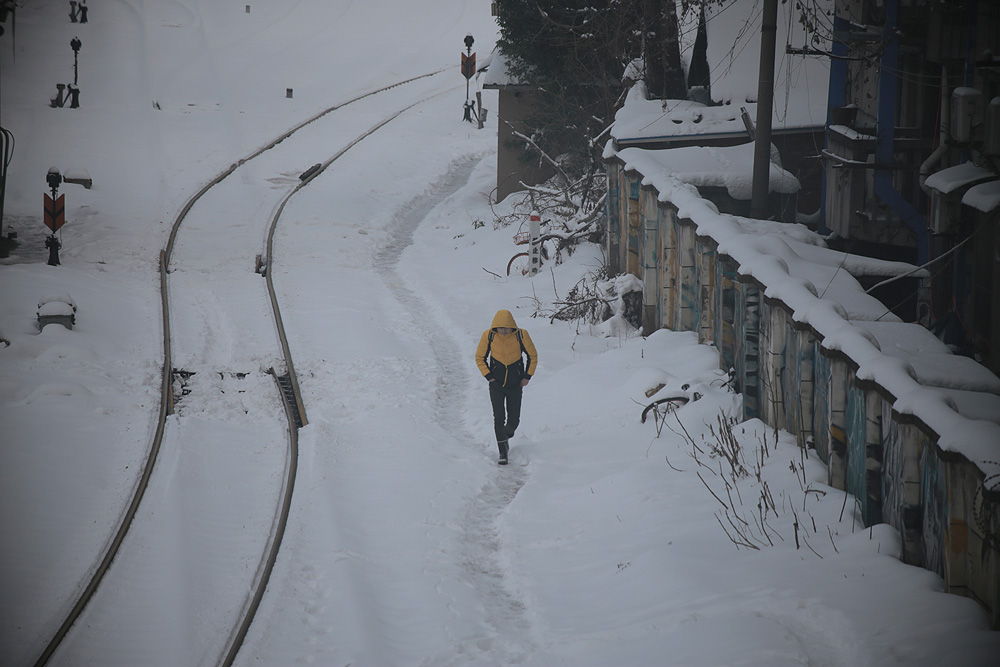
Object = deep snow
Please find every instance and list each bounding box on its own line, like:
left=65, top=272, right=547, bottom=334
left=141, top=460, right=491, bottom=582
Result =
left=1, top=2, right=998, bottom=666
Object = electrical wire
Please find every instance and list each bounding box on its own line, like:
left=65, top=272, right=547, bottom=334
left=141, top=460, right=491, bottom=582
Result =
left=865, top=232, right=973, bottom=294
left=871, top=229, right=979, bottom=323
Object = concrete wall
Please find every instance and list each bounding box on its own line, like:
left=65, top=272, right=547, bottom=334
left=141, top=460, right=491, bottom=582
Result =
left=493, top=88, right=555, bottom=202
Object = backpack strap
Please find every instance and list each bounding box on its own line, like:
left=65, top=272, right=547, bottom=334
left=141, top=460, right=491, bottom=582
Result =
left=516, top=330, right=531, bottom=374
left=486, top=329, right=526, bottom=358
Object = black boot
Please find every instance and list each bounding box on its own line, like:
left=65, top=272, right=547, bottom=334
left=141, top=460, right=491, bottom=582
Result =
left=497, top=440, right=509, bottom=465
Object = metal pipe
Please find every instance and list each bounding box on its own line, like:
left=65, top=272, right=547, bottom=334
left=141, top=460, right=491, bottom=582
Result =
left=919, top=66, right=950, bottom=195
left=873, top=0, right=929, bottom=264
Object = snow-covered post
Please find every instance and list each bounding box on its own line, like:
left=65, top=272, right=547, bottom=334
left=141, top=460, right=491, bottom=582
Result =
left=528, top=211, right=541, bottom=276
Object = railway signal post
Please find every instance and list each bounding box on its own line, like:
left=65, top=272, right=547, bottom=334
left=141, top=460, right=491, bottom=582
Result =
left=44, top=168, right=66, bottom=266
left=461, top=33, right=476, bottom=122
left=71, top=36, right=82, bottom=85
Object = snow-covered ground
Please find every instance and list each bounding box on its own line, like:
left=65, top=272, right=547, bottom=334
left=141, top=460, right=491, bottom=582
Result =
left=1, top=2, right=998, bottom=665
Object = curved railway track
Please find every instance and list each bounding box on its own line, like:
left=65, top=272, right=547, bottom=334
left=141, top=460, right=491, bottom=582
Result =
left=31, top=70, right=453, bottom=667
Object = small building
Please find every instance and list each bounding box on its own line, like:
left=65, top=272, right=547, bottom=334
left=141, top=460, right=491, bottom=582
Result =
left=609, top=0, right=830, bottom=223
left=480, top=48, right=555, bottom=202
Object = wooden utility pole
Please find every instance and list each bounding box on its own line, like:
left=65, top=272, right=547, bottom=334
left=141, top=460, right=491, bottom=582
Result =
left=751, top=0, right=778, bottom=219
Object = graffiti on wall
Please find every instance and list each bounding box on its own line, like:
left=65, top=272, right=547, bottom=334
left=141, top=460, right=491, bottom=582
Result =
left=642, top=197, right=660, bottom=333
left=607, top=164, right=622, bottom=273
left=658, top=207, right=672, bottom=330
left=813, top=351, right=832, bottom=464
left=827, top=357, right=849, bottom=490
left=627, top=178, right=641, bottom=275
left=716, top=257, right=738, bottom=374
left=697, top=242, right=715, bottom=344
left=799, top=334, right=816, bottom=446
left=883, top=419, right=927, bottom=565
left=846, top=379, right=875, bottom=523
left=741, top=284, right=761, bottom=420
left=607, top=158, right=1000, bottom=624
left=759, top=301, right=788, bottom=430
left=921, top=442, right=947, bottom=578
left=864, top=392, right=883, bottom=526
left=785, top=322, right=804, bottom=441
left=670, top=213, right=682, bottom=329
left=846, top=387, right=886, bottom=525
left=679, top=225, right=697, bottom=331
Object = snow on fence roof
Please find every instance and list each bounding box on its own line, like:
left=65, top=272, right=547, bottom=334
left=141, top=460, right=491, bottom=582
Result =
left=963, top=179, right=1000, bottom=213
left=853, top=321, right=1000, bottom=395
left=621, top=140, right=800, bottom=200
left=606, top=142, right=1000, bottom=485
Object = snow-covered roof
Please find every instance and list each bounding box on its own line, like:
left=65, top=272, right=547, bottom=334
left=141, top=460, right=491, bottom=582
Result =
left=605, top=141, right=1000, bottom=480
left=612, top=0, right=830, bottom=145
left=612, top=82, right=763, bottom=145
left=480, top=47, right=529, bottom=89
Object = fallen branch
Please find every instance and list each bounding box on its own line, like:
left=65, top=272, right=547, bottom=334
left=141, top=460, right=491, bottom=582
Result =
left=714, top=513, right=758, bottom=550
left=697, top=472, right=729, bottom=510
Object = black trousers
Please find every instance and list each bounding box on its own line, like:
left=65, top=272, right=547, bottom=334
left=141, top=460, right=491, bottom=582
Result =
left=489, top=381, right=522, bottom=443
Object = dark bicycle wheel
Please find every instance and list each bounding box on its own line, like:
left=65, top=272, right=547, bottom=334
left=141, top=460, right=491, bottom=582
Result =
left=506, top=252, right=531, bottom=277
left=640, top=395, right=690, bottom=423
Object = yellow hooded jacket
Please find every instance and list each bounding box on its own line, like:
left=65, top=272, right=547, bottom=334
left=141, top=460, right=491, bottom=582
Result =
left=476, top=310, right=538, bottom=389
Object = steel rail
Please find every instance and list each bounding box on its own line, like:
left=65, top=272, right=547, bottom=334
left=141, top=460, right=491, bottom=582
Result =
left=219, top=87, right=459, bottom=664
left=30, top=69, right=448, bottom=667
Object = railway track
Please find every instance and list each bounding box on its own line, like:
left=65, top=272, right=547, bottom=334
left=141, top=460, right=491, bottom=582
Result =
left=31, top=70, right=453, bottom=667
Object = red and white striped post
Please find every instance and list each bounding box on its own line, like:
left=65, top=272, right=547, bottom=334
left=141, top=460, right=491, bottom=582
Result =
left=528, top=211, right=541, bottom=276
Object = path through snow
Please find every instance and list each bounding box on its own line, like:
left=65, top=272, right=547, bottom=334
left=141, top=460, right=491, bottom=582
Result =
left=376, top=155, right=536, bottom=662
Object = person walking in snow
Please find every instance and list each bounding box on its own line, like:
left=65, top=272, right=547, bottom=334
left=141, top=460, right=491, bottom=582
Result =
left=476, top=309, right=538, bottom=465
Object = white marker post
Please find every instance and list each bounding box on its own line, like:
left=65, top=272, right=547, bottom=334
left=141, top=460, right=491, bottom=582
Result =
left=528, top=211, right=541, bottom=276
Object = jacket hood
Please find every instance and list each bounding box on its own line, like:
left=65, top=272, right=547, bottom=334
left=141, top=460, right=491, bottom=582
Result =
left=490, top=309, right=517, bottom=330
